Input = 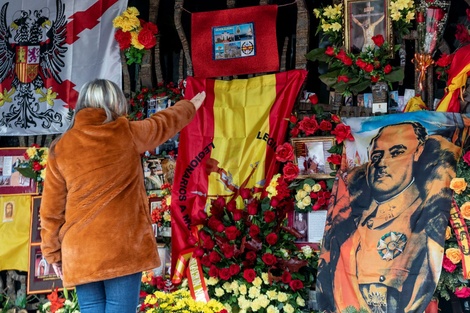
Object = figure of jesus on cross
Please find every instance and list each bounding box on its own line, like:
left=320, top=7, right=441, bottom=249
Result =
left=350, top=1, right=385, bottom=52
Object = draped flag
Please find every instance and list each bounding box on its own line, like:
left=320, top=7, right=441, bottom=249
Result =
left=317, top=112, right=470, bottom=313
left=171, top=69, right=307, bottom=274
left=0, top=0, right=126, bottom=136
left=0, top=195, right=31, bottom=271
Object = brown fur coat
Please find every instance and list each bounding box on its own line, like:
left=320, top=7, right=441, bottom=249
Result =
left=40, top=100, right=195, bottom=287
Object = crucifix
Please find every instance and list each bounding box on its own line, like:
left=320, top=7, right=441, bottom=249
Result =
left=351, top=2, right=385, bottom=51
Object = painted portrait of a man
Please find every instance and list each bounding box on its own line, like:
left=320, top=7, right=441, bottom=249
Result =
left=317, top=113, right=468, bottom=313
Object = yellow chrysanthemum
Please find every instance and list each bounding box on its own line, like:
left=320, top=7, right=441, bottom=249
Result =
left=252, top=277, right=262, bottom=287
left=277, top=292, right=288, bottom=302
left=266, top=305, right=280, bottom=313
left=266, top=289, right=278, bottom=300
left=214, top=287, right=225, bottom=297
left=248, top=285, right=261, bottom=299
left=284, top=303, right=295, bottom=313
left=131, top=31, right=145, bottom=50
left=238, top=284, right=247, bottom=295
left=26, top=146, right=38, bottom=158
left=296, top=296, right=306, bottom=306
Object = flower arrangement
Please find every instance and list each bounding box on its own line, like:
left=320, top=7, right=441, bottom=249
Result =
left=306, top=34, right=404, bottom=96
left=38, top=288, right=80, bottom=313
left=191, top=174, right=318, bottom=313
left=113, top=7, right=159, bottom=65
left=128, top=82, right=183, bottom=121
left=435, top=148, right=470, bottom=300
left=293, top=178, right=331, bottom=212
left=15, top=144, right=48, bottom=189
left=151, top=183, right=172, bottom=228
left=140, top=289, right=227, bottom=313
left=287, top=100, right=353, bottom=176
left=313, top=3, right=343, bottom=47
left=389, top=0, right=415, bottom=43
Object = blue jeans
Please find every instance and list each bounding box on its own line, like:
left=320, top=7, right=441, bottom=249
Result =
left=75, top=272, right=141, bottom=313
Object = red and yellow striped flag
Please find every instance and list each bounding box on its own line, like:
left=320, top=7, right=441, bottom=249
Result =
left=171, top=69, right=306, bottom=273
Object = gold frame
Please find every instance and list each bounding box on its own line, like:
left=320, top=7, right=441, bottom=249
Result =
left=291, top=136, right=336, bottom=179
left=344, top=0, right=392, bottom=54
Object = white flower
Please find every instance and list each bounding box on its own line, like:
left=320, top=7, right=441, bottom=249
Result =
left=301, top=245, right=313, bottom=258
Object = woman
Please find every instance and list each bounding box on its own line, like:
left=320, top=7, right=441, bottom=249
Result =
left=40, top=79, right=205, bottom=313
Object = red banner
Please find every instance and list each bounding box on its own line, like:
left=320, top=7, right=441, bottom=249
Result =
left=171, top=70, right=306, bottom=274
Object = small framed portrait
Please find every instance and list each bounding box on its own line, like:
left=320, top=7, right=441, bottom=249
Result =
left=144, top=156, right=165, bottom=195
left=293, top=212, right=308, bottom=242
left=0, top=148, right=38, bottom=195
left=344, top=0, right=392, bottom=54
left=149, top=196, right=163, bottom=215
left=30, top=196, right=42, bottom=244
left=153, top=244, right=168, bottom=277
left=291, top=136, right=336, bottom=179
left=28, top=245, right=64, bottom=294
left=3, top=201, right=14, bottom=222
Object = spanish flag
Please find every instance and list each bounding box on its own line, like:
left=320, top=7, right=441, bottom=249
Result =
left=171, top=69, right=307, bottom=273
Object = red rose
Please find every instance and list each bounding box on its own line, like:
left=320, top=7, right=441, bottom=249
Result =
left=327, top=154, right=342, bottom=165
left=208, top=216, right=224, bottom=232
left=283, top=162, right=299, bottom=181
left=436, top=53, right=454, bottom=67
left=372, top=34, right=384, bottom=47
left=225, top=226, right=240, bottom=241
left=342, top=56, right=353, bottom=66
left=264, top=210, right=276, bottom=223
left=247, top=201, right=258, bottom=215
left=319, top=120, right=332, bottom=132
left=197, top=210, right=208, bottom=221
left=289, top=114, right=298, bottom=124
left=229, top=264, right=241, bottom=276
left=219, top=268, right=231, bottom=280
left=455, top=287, right=470, bottom=298
left=239, top=188, right=252, bottom=199
left=464, top=151, right=470, bottom=166
left=188, top=235, right=198, bottom=246
left=335, top=49, right=347, bottom=60
left=331, top=123, right=354, bottom=144
left=143, top=21, right=159, bottom=35
left=245, top=251, right=257, bottom=262
left=201, top=255, right=211, bottom=267
left=249, top=225, right=260, bottom=237
left=232, top=210, right=242, bottom=221
left=262, top=253, right=277, bottom=266
left=325, top=46, right=335, bottom=56
left=383, top=64, right=392, bottom=74
left=266, top=233, right=278, bottom=245
left=114, top=29, right=131, bottom=50
left=355, top=58, right=367, bottom=69
left=364, top=63, right=374, bottom=73
left=290, top=126, right=300, bottom=137
left=193, top=247, right=204, bottom=258
left=371, top=75, right=380, bottom=83
left=337, top=75, right=349, bottom=83
left=221, top=243, right=235, bottom=258
left=209, top=251, right=222, bottom=263
left=281, top=271, right=292, bottom=283
left=275, top=142, right=295, bottom=163
left=442, top=256, right=457, bottom=273
left=33, top=161, right=42, bottom=171
left=226, top=200, right=236, bottom=212
left=299, top=116, right=319, bottom=136
left=138, top=28, right=157, bottom=49
left=209, top=265, right=219, bottom=277
left=289, top=279, right=304, bottom=291
left=456, top=24, right=470, bottom=43
left=308, top=94, right=318, bottom=104
left=331, top=114, right=341, bottom=123
left=243, top=269, right=256, bottom=283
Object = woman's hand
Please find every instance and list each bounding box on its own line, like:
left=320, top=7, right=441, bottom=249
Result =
left=190, top=91, right=206, bottom=111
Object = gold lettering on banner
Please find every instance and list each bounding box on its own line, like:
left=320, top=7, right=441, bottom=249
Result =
left=450, top=204, right=470, bottom=278
left=188, top=257, right=207, bottom=303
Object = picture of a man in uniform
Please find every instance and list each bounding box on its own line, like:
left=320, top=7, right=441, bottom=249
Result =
left=317, top=121, right=460, bottom=313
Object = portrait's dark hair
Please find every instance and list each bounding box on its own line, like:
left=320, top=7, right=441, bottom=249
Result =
left=370, top=121, right=428, bottom=148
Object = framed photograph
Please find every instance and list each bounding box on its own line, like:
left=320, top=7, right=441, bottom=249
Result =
left=144, top=156, right=165, bottom=196
left=27, top=245, right=63, bottom=294
left=152, top=244, right=168, bottom=277
left=291, top=136, right=336, bottom=179
left=149, top=196, right=163, bottom=215
left=344, top=0, right=391, bottom=54
left=30, top=196, right=42, bottom=244
left=0, top=148, right=37, bottom=195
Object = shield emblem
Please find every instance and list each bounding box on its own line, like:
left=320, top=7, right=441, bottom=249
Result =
left=15, top=45, right=40, bottom=83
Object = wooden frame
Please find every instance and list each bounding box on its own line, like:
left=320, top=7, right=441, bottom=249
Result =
left=344, top=0, right=391, bottom=54
left=30, top=196, right=42, bottom=244
left=0, top=148, right=37, bottom=195
left=291, top=136, right=336, bottom=179
left=149, top=196, right=163, bottom=215
left=27, top=245, right=63, bottom=294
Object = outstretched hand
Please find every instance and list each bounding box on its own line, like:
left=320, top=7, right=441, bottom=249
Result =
left=190, top=91, right=206, bottom=111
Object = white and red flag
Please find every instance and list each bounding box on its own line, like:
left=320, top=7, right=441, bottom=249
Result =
left=0, top=0, right=127, bottom=136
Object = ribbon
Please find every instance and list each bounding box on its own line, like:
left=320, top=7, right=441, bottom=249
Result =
left=412, top=53, right=434, bottom=91
left=449, top=201, right=470, bottom=279
left=186, top=256, right=210, bottom=303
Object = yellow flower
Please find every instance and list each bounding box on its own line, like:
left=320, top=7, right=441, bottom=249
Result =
left=296, top=200, right=306, bottom=210
left=222, top=281, right=232, bottom=292
left=261, top=272, right=269, bottom=284
left=252, top=277, right=262, bottom=287
left=446, top=247, right=462, bottom=264
left=165, top=196, right=171, bottom=206
left=124, top=7, right=139, bottom=17
left=301, top=195, right=312, bottom=207
left=267, top=305, right=280, bottom=313
left=330, top=22, right=342, bottom=32
left=312, top=183, right=322, bottom=192
left=303, top=183, right=312, bottom=192
left=277, top=292, right=288, bottom=302
left=391, top=11, right=402, bottom=22
left=163, top=211, right=171, bottom=222
left=445, top=226, right=452, bottom=240
left=207, top=276, right=218, bottom=285
left=238, top=284, right=247, bottom=295
left=258, top=294, right=270, bottom=308
left=405, top=11, right=415, bottom=22
left=40, top=170, right=46, bottom=181
left=26, top=146, right=38, bottom=158
left=131, top=31, right=145, bottom=50
left=461, top=202, right=470, bottom=220
left=450, top=178, right=467, bottom=194
left=284, top=303, right=295, bottom=313
left=248, top=286, right=261, bottom=299
left=296, top=296, right=305, bottom=306
left=321, top=23, right=331, bottom=32
left=266, top=290, right=278, bottom=300
left=313, top=9, right=321, bottom=18
left=295, top=189, right=307, bottom=201
left=266, top=174, right=280, bottom=198
left=214, top=287, right=225, bottom=297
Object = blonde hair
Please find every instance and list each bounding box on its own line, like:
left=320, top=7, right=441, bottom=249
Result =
left=75, top=78, right=128, bottom=122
